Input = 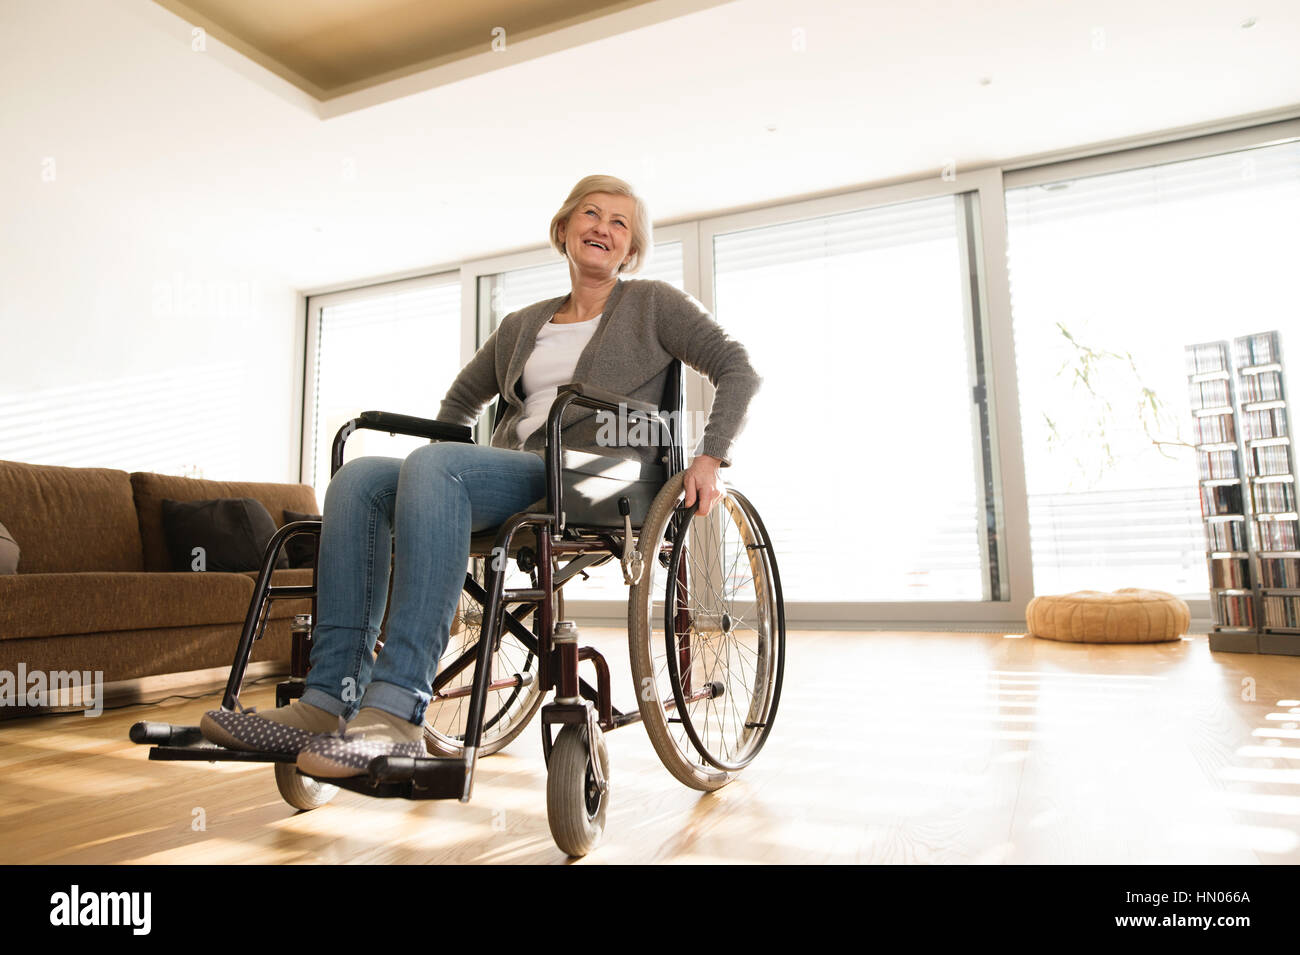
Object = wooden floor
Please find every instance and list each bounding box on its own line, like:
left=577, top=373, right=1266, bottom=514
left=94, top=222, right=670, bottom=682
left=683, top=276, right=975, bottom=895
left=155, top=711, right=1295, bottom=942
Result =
left=3, top=629, right=1300, bottom=864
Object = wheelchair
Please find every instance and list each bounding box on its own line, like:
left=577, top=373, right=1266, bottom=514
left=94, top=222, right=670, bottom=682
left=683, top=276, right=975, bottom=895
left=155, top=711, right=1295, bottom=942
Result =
left=131, top=359, right=786, bottom=857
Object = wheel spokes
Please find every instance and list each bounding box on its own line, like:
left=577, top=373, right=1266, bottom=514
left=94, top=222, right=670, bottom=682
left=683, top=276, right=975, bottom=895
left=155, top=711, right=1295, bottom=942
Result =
left=424, top=561, right=543, bottom=749
left=649, top=492, right=776, bottom=772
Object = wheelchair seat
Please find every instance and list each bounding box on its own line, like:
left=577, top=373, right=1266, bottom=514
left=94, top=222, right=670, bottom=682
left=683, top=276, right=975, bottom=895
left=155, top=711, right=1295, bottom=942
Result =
left=468, top=449, right=667, bottom=557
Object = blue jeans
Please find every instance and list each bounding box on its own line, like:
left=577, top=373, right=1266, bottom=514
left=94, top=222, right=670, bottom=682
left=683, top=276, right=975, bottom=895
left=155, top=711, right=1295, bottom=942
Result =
left=300, top=442, right=546, bottom=725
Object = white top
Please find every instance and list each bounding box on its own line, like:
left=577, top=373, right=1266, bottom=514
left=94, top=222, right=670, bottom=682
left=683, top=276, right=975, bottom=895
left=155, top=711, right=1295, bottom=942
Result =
left=514, top=313, right=602, bottom=448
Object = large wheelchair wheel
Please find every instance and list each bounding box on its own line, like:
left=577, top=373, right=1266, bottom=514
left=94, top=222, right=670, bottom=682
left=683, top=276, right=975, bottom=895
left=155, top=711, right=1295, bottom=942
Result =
left=629, top=471, right=785, bottom=792
left=423, top=558, right=551, bottom=758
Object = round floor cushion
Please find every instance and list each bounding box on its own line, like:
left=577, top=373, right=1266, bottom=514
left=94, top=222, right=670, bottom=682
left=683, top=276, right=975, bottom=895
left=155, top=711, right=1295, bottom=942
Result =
left=1026, top=588, right=1190, bottom=643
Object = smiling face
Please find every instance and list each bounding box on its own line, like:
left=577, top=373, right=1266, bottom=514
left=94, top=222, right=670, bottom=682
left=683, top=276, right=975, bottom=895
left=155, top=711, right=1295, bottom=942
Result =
left=557, top=192, right=638, bottom=278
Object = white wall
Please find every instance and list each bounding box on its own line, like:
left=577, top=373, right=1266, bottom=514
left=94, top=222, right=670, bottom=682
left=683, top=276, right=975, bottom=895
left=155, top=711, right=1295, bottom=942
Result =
left=0, top=0, right=307, bottom=482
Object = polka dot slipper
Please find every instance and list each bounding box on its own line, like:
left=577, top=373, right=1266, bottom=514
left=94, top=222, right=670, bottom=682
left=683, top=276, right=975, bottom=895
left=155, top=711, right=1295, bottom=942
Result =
left=199, top=703, right=328, bottom=756
left=296, top=720, right=427, bottom=779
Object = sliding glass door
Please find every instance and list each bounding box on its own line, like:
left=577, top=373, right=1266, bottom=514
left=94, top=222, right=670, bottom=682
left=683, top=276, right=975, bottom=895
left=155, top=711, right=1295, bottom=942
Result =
left=1005, top=139, right=1300, bottom=598
left=703, top=180, right=1010, bottom=607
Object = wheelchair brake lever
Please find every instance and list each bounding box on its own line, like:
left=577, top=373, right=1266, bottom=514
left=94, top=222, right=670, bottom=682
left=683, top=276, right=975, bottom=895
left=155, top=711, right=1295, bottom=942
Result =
left=618, top=497, right=643, bottom=585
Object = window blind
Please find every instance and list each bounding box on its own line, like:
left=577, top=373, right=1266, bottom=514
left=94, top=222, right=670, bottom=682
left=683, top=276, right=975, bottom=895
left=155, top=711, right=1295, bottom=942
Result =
left=711, top=193, right=998, bottom=602
left=310, top=277, right=461, bottom=490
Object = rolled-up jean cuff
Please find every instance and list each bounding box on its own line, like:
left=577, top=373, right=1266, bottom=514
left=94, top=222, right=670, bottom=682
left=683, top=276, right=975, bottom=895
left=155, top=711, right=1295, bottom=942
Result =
left=359, top=681, right=427, bottom=725
left=300, top=687, right=352, bottom=719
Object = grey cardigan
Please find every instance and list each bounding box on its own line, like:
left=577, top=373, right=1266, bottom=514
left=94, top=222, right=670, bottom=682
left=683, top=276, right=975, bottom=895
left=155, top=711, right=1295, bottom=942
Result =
left=437, top=277, right=762, bottom=470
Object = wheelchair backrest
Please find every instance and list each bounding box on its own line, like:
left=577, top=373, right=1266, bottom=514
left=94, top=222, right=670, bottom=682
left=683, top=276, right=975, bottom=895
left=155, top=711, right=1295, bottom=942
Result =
left=489, top=358, right=686, bottom=466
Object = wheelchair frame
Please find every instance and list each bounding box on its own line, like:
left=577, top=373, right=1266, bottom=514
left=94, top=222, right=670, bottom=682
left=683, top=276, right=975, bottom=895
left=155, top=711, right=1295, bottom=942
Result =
left=131, top=369, right=784, bottom=856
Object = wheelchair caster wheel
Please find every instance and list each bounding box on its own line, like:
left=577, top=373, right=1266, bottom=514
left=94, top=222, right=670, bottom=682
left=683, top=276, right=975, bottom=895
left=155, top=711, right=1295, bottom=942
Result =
left=275, top=761, right=339, bottom=811
left=546, top=724, right=610, bottom=857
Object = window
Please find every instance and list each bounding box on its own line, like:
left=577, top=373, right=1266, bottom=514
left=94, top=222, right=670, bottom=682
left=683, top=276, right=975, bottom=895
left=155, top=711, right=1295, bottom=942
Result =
left=305, top=273, right=462, bottom=493
left=1005, top=139, right=1300, bottom=597
left=297, top=121, right=1299, bottom=627
left=709, top=192, right=1005, bottom=602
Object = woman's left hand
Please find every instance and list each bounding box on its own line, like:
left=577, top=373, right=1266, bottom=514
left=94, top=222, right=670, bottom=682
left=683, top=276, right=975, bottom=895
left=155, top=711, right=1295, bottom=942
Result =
left=682, top=454, right=726, bottom=517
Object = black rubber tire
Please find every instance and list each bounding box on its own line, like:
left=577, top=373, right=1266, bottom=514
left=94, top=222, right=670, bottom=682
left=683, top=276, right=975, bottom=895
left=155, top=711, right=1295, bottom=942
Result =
left=546, top=723, right=610, bottom=858
left=628, top=471, right=784, bottom=791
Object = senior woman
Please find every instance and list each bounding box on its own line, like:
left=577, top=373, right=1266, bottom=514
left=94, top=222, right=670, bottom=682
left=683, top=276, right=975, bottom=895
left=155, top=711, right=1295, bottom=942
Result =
left=201, top=174, right=761, bottom=777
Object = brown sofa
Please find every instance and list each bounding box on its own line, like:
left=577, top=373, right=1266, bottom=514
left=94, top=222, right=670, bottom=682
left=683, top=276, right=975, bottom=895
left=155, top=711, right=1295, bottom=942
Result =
left=0, top=459, right=320, bottom=713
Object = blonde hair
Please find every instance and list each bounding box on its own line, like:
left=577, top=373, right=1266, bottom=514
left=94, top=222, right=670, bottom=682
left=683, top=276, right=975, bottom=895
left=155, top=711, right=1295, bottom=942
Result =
left=549, top=174, right=652, bottom=275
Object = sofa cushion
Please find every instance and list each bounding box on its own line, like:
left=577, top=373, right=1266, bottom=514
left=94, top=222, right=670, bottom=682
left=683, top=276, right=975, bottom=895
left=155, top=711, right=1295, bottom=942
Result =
left=0, top=459, right=144, bottom=573
left=282, top=509, right=322, bottom=568
left=0, top=620, right=293, bottom=689
left=132, top=472, right=320, bottom=572
left=239, top=568, right=316, bottom=619
left=0, top=572, right=258, bottom=640
left=161, top=498, right=290, bottom=572
left=0, top=520, right=17, bottom=574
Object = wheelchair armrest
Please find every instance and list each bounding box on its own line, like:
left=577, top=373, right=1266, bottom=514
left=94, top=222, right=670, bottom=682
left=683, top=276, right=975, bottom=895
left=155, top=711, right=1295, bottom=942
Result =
left=330, top=412, right=474, bottom=478
left=357, top=411, right=473, bottom=442
left=543, top=384, right=675, bottom=533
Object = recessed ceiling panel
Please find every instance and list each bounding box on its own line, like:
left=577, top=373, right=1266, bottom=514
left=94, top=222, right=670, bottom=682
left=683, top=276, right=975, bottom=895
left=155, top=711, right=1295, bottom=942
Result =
left=152, top=0, right=678, bottom=99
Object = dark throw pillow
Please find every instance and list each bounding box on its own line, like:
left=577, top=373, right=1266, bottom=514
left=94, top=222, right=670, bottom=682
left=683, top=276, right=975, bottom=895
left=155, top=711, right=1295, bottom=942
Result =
left=160, top=498, right=290, bottom=573
left=282, top=508, right=323, bottom=569
left=0, top=520, right=18, bottom=574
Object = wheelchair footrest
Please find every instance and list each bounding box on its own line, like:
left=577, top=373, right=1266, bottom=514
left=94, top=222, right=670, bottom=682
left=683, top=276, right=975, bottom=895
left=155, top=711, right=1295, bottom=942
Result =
left=147, top=743, right=295, bottom=764
left=130, top=721, right=205, bottom=746
left=302, top=755, right=470, bottom=801
left=130, top=721, right=297, bottom=763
